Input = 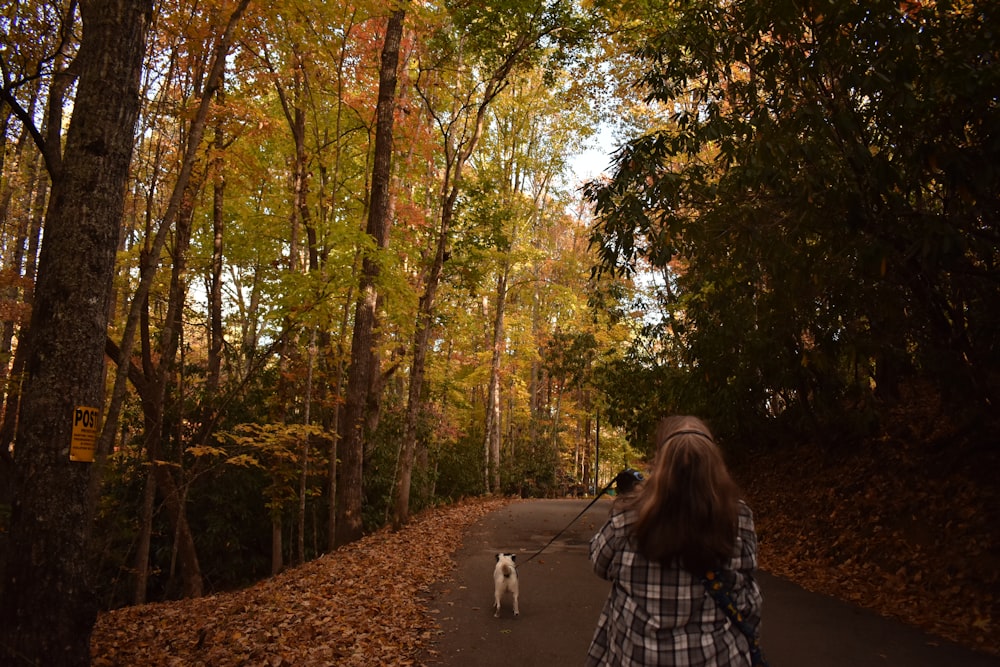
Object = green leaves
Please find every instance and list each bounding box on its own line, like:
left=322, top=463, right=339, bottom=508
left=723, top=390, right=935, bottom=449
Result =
left=587, top=0, right=1000, bottom=442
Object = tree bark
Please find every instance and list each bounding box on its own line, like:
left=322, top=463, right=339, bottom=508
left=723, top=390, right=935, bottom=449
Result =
left=132, top=465, right=157, bottom=605
left=0, top=83, right=41, bottom=399
left=99, top=1, right=249, bottom=603
left=0, top=1, right=151, bottom=663
left=206, top=84, right=226, bottom=417
left=395, top=178, right=455, bottom=526
left=272, top=507, right=284, bottom=575
left=336, top=8, right=404, bottom=546
left=135, top=171, right=205, bottom=598
left=484, top=267, right=509, bottom=493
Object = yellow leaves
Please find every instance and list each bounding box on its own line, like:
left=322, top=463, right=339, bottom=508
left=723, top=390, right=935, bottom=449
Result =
left=186, top=444, right=228, bottom=458
left=224, top=453, right=262, bottom=468
left=972, top=616, right=991, bottom=632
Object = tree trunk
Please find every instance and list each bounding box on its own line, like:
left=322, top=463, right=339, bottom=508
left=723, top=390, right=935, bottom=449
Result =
left=326, top=339, right=346, bottom=552
left=0, top=90, right=40, bottom=399
left=206, top=84, right=226, bottom=410
left=272, top=508, right=284, bottom=575
left=132, top=465, right=157, bottom=605
left=484, top=267, right=509, bottom=493
left=0, top=149, right=46, bottom=472
left=298, top=330, right=316, bottom=565
left=0, top=1, right=150, bottom=663
left=322, top=9, right=360, bottom=554
left=141, top=381, right=204, bottom=599
left=107, top=3, right=249, bottom=600
left=399, top=25, right=519, bottom=522
left=337, top=9, right=404, bottom=546
left=94, top=0, right=250, bottom=512
left=137, top=175, right=204, bottom=598
left=396, top=173, right=456, bottom=523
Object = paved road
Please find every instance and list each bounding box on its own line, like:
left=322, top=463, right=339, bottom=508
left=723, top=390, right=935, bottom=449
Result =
left=420, top=498, right=1000, bottom=667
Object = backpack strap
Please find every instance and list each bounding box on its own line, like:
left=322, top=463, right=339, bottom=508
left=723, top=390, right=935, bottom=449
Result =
left=702, top=570, right=770, bottom=667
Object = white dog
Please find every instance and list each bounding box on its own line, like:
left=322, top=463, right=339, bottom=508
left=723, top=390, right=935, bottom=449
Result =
left=493, top=553, right=520, bottom=618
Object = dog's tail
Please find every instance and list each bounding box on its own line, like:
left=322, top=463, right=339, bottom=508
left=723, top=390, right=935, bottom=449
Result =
left=502, top=564, right=513, bottom=577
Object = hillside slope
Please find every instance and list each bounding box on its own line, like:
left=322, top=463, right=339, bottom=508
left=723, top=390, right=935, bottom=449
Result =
left=734, top=422, right=998, bottom=657
left=91, top=499, right=509, bottom=666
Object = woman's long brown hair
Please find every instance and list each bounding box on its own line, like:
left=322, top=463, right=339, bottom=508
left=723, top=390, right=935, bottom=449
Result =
left=626, top=416, right=740, bottom=573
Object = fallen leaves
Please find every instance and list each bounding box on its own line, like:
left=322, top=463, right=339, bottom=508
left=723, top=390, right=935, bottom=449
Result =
left=91, top=497, right=510, bottom=666
left=736, top=431, right=999, bottom=657
left=90, top=416, right=999, bottom=665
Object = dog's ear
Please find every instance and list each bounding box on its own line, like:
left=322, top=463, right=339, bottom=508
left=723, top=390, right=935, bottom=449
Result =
left=496, top=553, right=501, bottom=561
left=510, top=554, right=516, bottom=561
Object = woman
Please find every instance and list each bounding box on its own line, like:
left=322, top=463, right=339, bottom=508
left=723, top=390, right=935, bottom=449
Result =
left=586, top=416, right=763, bottom=666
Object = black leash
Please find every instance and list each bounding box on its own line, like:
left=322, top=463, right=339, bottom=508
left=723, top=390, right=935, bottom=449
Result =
left=517, top=478, right=617, bottom=568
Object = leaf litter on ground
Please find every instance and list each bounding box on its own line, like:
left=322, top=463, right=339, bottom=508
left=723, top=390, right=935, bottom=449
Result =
left=93, top=411, right=998, bottom=665
left=91, top=498, right=510, bottom=667
left=736, top=432, right=999, bottom=658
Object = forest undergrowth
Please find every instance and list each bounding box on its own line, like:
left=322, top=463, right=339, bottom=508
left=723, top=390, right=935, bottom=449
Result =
left=90, top=498, right=510, bottom=666
left=735, top=391, right=999, bottom=657
left=90, top=398, right=998, bottom=664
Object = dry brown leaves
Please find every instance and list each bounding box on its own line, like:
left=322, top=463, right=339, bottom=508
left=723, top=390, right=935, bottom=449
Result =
left=91, top=409, right=998, bottom=665
left=91, top=498, right=510, bottom=667
left=736, top=434, right=999, bottom=658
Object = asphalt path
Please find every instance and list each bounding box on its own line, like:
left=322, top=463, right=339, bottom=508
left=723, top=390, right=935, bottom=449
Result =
left=420, top=498, right=1000, bottom=667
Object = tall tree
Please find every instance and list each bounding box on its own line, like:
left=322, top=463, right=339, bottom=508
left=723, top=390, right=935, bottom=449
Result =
left=587, top=0, right=1000, bottom=440
left=0, top=0, right=55, bottom=512
left=473, top=67, right=587, bottom=491
left=337, top=7, right=406, bottom=546
left=104, top=0, right=252, bottom=600
left=393, top=0, right=586, bottom=525
left=0, top=0, right=152, bottom=663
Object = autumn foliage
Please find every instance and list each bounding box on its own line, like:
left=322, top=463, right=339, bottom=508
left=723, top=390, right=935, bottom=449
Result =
left=91, top=498, right=509, bottom=666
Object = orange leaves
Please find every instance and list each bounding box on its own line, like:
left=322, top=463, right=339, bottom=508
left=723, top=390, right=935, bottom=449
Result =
left=91, top=498, right=510, bottom=666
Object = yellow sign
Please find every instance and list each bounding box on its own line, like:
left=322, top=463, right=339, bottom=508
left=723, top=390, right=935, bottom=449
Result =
left=70, top=406, right=100, bottom=463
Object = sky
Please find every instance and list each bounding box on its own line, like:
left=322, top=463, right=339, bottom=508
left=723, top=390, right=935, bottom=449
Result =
left=568, top=123, right=618, bottom=185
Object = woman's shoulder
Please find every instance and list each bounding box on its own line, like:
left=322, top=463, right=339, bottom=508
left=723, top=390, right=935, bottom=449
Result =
left=736, top=499, right=756, bottom=530
left=607, top=503, right=637, bottom=530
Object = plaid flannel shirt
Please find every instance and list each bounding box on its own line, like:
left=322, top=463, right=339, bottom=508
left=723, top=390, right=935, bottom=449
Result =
left=585, top=500, right=762, bottom=667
